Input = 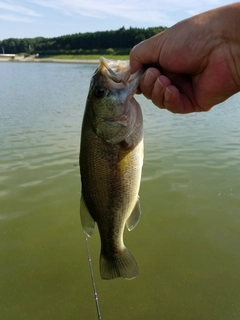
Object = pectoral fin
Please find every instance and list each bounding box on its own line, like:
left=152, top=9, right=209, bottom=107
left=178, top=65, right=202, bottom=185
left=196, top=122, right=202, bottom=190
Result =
left=126, top=197, right=141, bottom=231
left=80, top=195, right=95, bottom=237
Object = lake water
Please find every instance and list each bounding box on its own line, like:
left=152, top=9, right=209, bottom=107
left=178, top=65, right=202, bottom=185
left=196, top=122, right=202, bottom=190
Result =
left=1, top=61, right=240, bottom=320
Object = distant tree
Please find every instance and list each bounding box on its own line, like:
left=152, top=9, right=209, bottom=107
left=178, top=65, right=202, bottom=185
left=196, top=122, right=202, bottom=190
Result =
left=19, top=39, right=29, bottom=53
left=65, top=43, right=72, bottom=51
left=106, top=48, right=115, bottom=55
left=0, top=26, right=167, bottom=55
left=134, top=34, right=146, bottom=45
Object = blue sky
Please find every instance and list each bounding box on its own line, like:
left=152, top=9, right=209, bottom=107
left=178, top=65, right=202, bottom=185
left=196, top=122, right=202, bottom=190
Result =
left=0, top=0, right=236, bottom=40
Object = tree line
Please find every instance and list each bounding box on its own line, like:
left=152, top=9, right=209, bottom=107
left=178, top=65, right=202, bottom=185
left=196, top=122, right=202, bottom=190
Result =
left=0, top=26, right=166, bottom=56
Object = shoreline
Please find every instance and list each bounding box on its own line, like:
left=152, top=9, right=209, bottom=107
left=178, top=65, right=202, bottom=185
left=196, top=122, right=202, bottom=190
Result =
left=0, top=57, right=100, bottom=64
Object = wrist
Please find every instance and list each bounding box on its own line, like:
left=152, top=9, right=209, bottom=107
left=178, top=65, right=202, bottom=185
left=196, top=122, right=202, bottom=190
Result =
left=216, top=4, right=240, bottom=87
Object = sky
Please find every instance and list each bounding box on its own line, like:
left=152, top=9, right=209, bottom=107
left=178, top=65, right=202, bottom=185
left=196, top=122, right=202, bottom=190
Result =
left=0, top=0, right=237, bottom=40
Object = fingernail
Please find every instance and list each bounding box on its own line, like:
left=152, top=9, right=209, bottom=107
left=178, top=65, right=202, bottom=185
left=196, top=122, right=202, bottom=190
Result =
left=143, top=69, right=155, bottom=87
left=165, top=87, right=172, bottom=102
left=157, top=78, right=164, bottom=88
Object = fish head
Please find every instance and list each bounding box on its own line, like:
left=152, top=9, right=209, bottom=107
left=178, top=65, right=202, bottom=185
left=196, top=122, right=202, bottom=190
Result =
left=85, top=57, right=144, bottom=144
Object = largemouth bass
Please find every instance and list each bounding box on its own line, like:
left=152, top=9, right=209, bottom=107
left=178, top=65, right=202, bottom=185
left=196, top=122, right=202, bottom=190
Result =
left=79, top=57, right=144, bottom=280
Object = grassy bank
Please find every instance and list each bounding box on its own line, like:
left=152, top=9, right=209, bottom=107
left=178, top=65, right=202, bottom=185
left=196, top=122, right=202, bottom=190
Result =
left=41, top=54, right=130, bottom=60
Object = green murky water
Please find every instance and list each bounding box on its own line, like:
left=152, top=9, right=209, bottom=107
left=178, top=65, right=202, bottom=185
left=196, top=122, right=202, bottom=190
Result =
left=1, top=62, right=240, bottom=320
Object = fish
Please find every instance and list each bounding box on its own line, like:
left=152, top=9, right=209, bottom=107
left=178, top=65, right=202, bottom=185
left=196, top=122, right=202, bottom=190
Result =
left=79, top=57, right=144, bottom=280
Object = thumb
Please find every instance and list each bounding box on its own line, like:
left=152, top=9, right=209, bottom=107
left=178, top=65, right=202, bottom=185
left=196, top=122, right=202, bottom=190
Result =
left=129, top=33, right=164, bottom=73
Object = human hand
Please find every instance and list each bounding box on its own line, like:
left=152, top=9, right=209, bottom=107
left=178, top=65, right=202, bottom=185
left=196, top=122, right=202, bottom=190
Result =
left=130, top=4, right=240, bottom=113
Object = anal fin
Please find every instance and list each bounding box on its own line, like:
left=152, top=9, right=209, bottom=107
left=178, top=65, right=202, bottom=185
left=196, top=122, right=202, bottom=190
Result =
left=126, top=197, right=141, bottom=231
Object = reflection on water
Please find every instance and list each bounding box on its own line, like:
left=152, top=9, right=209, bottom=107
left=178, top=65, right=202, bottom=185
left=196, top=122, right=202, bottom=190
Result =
left=1, top=62, right=240, bottom=320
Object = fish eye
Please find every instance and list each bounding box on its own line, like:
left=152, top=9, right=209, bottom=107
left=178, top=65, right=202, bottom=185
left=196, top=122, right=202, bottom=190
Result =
left=94, top=86, right=105, bottom=98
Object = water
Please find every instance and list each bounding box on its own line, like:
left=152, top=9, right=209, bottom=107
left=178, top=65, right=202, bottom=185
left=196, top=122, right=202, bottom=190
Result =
left=1, top=61, right=240, bottom=320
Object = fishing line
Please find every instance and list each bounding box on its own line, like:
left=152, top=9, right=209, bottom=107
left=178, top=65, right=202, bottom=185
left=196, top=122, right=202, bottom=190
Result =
left=84, top=234, right=102, bottom=320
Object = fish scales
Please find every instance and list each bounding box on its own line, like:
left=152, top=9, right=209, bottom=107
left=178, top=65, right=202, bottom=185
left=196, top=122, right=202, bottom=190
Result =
left=80, top=57, right=144, bottom=280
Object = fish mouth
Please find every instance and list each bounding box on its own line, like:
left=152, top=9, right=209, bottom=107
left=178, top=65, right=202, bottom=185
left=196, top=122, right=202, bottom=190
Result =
left=99, top=56, right=145, bottom=90
left=98, top=57, right=145, bottom=130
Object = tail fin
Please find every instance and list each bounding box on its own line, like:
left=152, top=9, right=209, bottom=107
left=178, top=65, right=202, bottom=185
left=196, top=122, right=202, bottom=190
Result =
left=100, top=247, right=138, bottom=280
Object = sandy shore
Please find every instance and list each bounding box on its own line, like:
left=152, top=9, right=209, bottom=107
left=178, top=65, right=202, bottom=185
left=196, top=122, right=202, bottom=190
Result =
left=0, top=57, right=99, bottom=64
